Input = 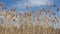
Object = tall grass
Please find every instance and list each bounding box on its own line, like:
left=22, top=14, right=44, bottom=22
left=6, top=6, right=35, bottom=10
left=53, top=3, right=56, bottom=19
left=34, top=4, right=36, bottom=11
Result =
left=0, top=2, right=60, bottom=34
left=0, top=11, right=60, bottom=34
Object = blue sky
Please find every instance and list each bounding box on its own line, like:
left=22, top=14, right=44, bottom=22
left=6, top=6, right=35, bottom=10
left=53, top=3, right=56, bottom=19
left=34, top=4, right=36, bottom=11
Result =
left=0, top=0, right=60, bottom=13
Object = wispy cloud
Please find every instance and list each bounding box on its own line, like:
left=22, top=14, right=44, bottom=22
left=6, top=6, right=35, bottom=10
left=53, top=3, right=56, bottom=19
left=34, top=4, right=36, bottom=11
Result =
left=15, top=0, right=52, bottom=7
left=29, top=0, right=50, bottom=5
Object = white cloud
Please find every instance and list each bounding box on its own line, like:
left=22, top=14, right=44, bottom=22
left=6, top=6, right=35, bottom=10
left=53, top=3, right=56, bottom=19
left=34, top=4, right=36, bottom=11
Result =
left=29, top=0, right=50, bottom=5
left=15, top=0, right=52, bottom=7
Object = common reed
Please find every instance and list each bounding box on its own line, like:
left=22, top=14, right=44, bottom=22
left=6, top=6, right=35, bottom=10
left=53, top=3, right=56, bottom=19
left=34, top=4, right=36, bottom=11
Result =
left=0, top=2, right=60, bottom=34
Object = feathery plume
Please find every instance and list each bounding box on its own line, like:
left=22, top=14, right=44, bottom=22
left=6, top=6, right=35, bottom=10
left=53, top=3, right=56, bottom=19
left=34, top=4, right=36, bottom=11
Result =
left=50, top=3, right=52, bottom=8
left=56, top=7, right=60, bottom=11
left=54, top=3, right=56, bottom=7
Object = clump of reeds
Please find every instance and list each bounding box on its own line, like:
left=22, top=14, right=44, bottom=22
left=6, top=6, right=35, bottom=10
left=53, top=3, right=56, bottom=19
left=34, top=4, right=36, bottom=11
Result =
left=0, top=2, right=60, bottom=34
